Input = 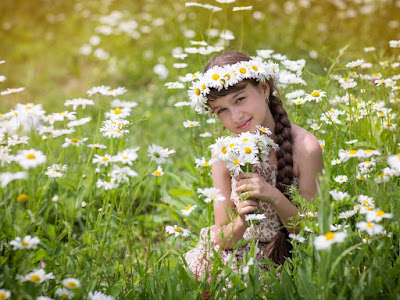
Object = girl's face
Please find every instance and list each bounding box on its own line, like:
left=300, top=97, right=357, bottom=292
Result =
left=209, top=82, right=272, bottom=134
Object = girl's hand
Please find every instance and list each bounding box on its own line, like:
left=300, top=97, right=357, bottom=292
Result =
left=236, top=198, right=260, bottom=219
left=235, top=172, right=278, bottom=204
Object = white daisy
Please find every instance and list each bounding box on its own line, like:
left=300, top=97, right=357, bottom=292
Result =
left=10, top=235, right=40, bottom=250
left=197, top=187, right=225, bottom=203
left=314, top=231, right=347, bottom=250
left=151, top=165, right=164, bottom=176
left=62, top=137, right=88, bottom=148
left=329, top=190, right=350, bottom=201
left=181, top=205, right=197, bottom=216
left=92, top=154, right=113, bottom=166
left=148, top=144, right=175, bottom=165
left=0, top=171, right=27, bottom=187
left=55, top=288, right=74, bottom=299
left=334, top=175, right=348, bottom=184
left=356, top=222, right=384, bottom=236
left=338, top=210, right=357, bottom=219
left=62, top=278, right=81, bottom=289
left=183, top=120, right=200, bottom=128
left=165, top=225, right=190, bottom=237
left=16, top=149, right=46, bottom=169
left=289, top=233, right=305, bottom=243
left=0, top=289, right=11, bottom=299
left=245, top=213, right=266, bottom=221
left=365, top=209, right=393, bottom=222
left=18, top=269, right=54, bottom=284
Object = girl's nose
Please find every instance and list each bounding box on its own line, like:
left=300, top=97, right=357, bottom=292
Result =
left=231, top=107, right=243, bottom=122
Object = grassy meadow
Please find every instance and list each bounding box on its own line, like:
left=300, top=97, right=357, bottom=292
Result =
left=0, top=0, right=400, bottom=299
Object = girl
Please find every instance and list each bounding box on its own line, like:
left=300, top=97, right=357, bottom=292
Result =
left=184, top=51, right=324, bottom=277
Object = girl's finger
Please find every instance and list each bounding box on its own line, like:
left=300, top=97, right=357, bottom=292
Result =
left=240, top=199, right=259, bottom=207
left=239, top=206, right=258, bottom=215
left=234, top=172, right=257, bottom=181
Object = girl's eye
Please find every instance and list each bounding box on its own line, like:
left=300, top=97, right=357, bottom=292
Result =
left=236, top=97, right=245, bottom=103
left=217, top=108, right=226, bottom=114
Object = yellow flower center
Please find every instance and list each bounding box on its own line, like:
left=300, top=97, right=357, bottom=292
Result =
left=30, top=275, right=42, bottom=282
left=188, top=123, right=194, bottom=127
left=114, top=108, right=122, bottom=114
left=115, top=129, right=121, bottom=133
left=26, top=153, right=36, bottom=159
left=173, top=227, right=182, bottom=232
left=153, top=170, right=162, bottom=176
left=203, top=162, right=209, bottom=166
left=71, top=138, right=79, bottom=143
left=102, top=157, right=109, bottom=162
left=17, top=194, right=29, bottom=202
left=122, top=156, right=128, bottom=160
left=366, top=222, right=373, bottom=228
left=185, top=206, right=192, bottom=211
left=376, top=210, right=385, bottom=216
left=61, top=293, right=69, bottom=298
left=109, top=89, right=114, bottom=93
left=311, top=91, right=320, bottom=97
left=242, top=138, right=248, bottom=142
left=22, top=241, right=30, bottom=247
left=252, top=66, right=258, bottom=71
left=224, top=74, right=231, bottom=80
left=244, top=147, right=252, bottom=154
left=348, top=150, right=357, bottom=155
left=201, top=84, right=206, bottom=89
left=234, top=159, right=239, bottom=165
left=325, top=232, right=335, bottom=240
left=239, top=67, right=246, bottom=74
left=386, top=123, right=393, bottom=127
left=59, top=111, right=65, bottom=114
left=229, top=143, right=235, bottom=148
left=221, top=147, right=227, bottom=154
left=212, top=74, right=220, bottom=80
left=0, top=292, right=8, bottom=299
left=66, top=281, right=77, bottom=288
left=195, top=88, right=200, bottom=96
left=26, top=106, right=32, bottom=109
left=373, top=73, right=379, bottom=77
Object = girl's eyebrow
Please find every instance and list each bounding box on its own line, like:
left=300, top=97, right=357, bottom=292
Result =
left=211, top=89, right=246, bottom=111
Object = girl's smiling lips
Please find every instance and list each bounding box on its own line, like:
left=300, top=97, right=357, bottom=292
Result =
left=238, top=118, right=252, bottom=129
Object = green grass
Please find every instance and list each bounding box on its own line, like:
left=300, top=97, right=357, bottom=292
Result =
left=0, top=0, right=399, bottom=299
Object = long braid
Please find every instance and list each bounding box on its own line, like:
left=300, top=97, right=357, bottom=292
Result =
left=263, top=94, right=294, bottom=265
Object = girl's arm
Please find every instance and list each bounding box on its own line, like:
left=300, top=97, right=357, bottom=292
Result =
left=211, top=157, right=258, bottom=250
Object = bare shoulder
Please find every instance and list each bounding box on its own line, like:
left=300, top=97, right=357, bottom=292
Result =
left=291, top=124, right=323, bottom=177
left=291, top=124, right=324, bottom=201
left=291, top=124, right=321, bottom=156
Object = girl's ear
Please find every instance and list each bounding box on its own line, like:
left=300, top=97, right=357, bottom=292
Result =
left=259, top=82, right=270, bottom=98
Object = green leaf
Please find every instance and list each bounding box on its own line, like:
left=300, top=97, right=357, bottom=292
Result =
left=297, top=261, right=317, bottom=300
left=30, top=248, right=48, bottom=265
left=168, top=189, right=194, bottom=197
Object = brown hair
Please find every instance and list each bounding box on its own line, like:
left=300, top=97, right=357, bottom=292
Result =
left=205, top=51, right=294, bottom=265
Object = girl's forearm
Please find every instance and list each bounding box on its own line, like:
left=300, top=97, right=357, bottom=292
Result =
left=270, top=189, right=299, bottom=233
left=214, top=216, right=248, bottom=250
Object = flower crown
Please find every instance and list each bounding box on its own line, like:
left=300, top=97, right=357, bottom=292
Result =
left=188, top=59, right=280, bottom=114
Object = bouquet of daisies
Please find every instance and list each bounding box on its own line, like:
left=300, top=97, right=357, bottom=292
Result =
left=210, top=126, right=278, bottom=176
left=210, top=126, right=278, bottom=223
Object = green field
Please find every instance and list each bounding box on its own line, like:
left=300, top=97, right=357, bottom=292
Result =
left=1, top=0, right=400, bottom=299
